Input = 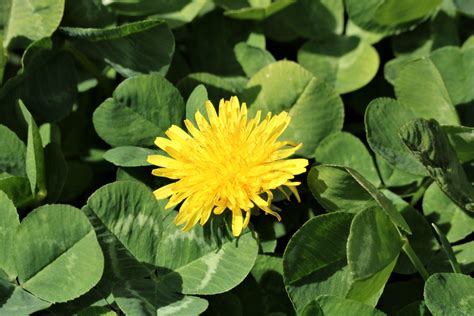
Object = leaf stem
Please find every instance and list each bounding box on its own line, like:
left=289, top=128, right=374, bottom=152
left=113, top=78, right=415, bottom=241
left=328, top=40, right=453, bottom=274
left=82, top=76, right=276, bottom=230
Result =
left=410, top=178, right=432, bottom=206
left=402, top=238, right=430, bottom=281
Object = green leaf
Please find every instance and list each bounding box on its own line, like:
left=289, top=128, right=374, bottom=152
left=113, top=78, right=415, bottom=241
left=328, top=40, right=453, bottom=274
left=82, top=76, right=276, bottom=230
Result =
left=346, top=206, right=402, bottom=306
left=431, top=224, right=461, bottom=274
left=428, top=241, right=474, bottom=274
left=423, top=182, right=474, bottom=243
left=314, top=132, right=381, bottom=187
left=316, top=295, right=386, bottom=316
left=345, top=20, right=385, bottom=44
left=77, top=306, right=117, bottom=316
left=300, top=299, right=323, bottom=316
left=178, top=73, right=247, bottom=101
left=82, top=205, right=151, bottom=288
left=284, top=212, right=354, bottom=285
left=348, top=207, right=402, bottom=280
left=429, top=45, right=474, bottom=106
left=87, top=181, right=165, bottom=266
left=384, top=55, right=419, bottom=85
left=453, top=242, right=474, bottom=274
left=61, top=20, right=174, bottom=77
left=103, top=146, right=159, bottom=167
left=18, top=101, right=46, bottom=201
left=0, top=124, right=26, bottom=176
left=93, top=73, right=185, bottom=147
left=395, top=58, right=460, bottom=125
left=0, top=278, right=50, bottom=315
left=424, top=273, right=474, bottom=316
left=454, top=0, right=474, bottom=15
left=378, top=279, right=424, bottom=315
left=346, top=256, right=398, bottom=306
left=102, top=0, right=206, bottom=25
left=386, top=45, right=474, bottom=107
left=400, top=118, right=474, bottom=212
left=0, top=37, right=5, bottom=83
left=152, top=1, right=209, bottom=28
left=298, top=35, right=379, bottom=94
left=14, top=204, right=104, bottom=303
left=375, top=155, right=422, bottom=188
left=345, top=0, right=442, bottom=34
left=308, top=165, right=411, bottom=233
left=0, top=191, right=19, bottom=280
left=0, top=173, right=33, bottom=207
left=283, top=212, right=354, bottom=311
left=156, top=216, right=259, bottom=295
left=234, top=42, right=275, bottom=77
left=365, top=98, right=427, bottom=176
left=2, top=0, right=65, bottom=49
left=244, top=60, right=344, bottom=157
left=223, top=0, right=296, bottom=20
left=185, top=84, right=208, bottom=126
left=443, top=125, right=474, bottom=163
left=383, top=191, right=437, bottom=275
left=114, top=279, right=208, bottom=316
left=39, top=123, right=61, bottom=147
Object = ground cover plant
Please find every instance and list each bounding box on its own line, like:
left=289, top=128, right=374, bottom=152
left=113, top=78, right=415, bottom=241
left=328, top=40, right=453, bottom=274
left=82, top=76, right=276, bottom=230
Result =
left=0, top=0, right=474, bottom=315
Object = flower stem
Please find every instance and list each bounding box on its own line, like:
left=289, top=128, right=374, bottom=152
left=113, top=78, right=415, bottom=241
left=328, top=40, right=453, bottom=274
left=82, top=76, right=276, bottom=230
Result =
left=402, top=239, right=430, bottom=281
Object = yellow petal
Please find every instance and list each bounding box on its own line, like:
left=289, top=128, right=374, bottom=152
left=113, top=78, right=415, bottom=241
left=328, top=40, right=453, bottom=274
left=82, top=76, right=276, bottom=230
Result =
left=231, top=208, right=244, bottom=237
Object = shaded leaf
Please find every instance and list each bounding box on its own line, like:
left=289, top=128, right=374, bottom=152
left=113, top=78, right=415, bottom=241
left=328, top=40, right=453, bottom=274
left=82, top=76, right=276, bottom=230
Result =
left=423, top=182, right=474, bottom=243
left=114, top=279, right=208, bottom=316
left=62, top=20, right=174, bottom=77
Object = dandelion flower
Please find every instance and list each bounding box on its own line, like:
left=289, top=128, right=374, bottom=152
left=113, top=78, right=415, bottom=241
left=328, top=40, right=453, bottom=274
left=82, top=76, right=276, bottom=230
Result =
left=148, top=96, right=308, bottom=237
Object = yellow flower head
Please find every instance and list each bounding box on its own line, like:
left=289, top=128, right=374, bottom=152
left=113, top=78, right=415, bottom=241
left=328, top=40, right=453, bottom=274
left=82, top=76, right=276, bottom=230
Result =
left=148, top=96, right=308, bottom=236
